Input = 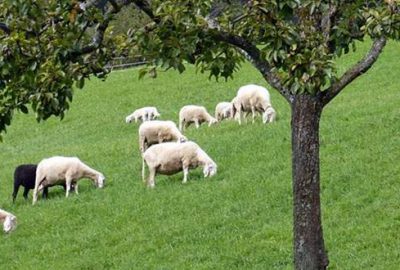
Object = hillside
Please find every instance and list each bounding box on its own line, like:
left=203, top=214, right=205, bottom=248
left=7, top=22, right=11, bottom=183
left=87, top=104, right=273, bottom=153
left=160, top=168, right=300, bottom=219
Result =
left=0, top=41, right=399, bottom=269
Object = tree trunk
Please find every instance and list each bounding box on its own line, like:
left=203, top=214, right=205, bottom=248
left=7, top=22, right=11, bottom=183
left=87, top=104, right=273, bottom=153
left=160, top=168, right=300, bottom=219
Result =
left=291, top=94, right=329, bottom=270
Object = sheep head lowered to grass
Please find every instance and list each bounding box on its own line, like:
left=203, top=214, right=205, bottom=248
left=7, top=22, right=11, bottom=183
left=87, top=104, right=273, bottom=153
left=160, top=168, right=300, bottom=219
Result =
left=0, top=209, right=17, bottom=233
left=32, top=156, right=105, bottom=205
left=142, top=141, right=217, bottom=188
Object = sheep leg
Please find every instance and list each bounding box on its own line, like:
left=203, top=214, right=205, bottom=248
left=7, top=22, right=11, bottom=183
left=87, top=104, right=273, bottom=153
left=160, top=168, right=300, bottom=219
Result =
left=42, top=187, right=49, bottom=199
left=179, top=119, right=184, bottom=132
left=139, top=135, right=146, bottom=153
left=251, top=107, right=256, bottom=123
left=147, top=167, right=156, bottom=188
left=32, top=182, right=44, bottom=204
left=74, top=182, right=79, bottom=195
left=194, top=119, right=200, bottom=128
left=182, top=166, right=189, bottom=184
left=32, top=179, right=42, bottom=205
left=237, top=109, right=242, bottom=125
left=12, top=184, right=20, bottom=203
left=65, top=178, right=73, bottom=197
left=32, top=188, right=38, bottom=205
left=23, top=187, right=29, bottom=200
left=142, top=158, right=146, bottom=182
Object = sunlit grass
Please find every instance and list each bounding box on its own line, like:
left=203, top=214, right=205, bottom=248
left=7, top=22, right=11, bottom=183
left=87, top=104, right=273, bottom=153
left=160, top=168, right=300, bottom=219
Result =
left=0, top=41, right=399, bottom=269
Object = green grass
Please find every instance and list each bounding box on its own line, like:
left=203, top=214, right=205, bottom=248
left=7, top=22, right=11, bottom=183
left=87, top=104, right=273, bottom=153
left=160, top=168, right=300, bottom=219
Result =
left=1, top=41, right=399, bottom=269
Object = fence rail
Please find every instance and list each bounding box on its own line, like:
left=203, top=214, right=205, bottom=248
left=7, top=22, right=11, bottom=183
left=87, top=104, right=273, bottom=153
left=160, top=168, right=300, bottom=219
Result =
left=106, top=57, right=147, bottom=70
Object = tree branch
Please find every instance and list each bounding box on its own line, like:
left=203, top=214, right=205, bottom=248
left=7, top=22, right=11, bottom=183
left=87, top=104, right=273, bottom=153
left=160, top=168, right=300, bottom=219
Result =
left=210, top=30, right=293, bottom=103
left=321, top=36, right=387, bottom=106
left=132, top=0, right=292, bottom=102
left=321, top=4, right=337, bottom=49
left=69, top=0, right=130, bottom=59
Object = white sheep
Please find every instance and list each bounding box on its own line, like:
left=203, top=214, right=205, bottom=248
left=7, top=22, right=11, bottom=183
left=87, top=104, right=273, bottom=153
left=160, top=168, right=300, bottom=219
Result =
left=138, top=120, right=187, bottom=153
left=0, top=208, right=17, bottom=233
left=142, top=141, right=217, bottom=188
left=215, top=102, right=233, bottom=121
left=32, top=156, right=105, bottom=205
left=232, top=84, right=273, bottom=124
left=125, top=106, right=160, bottom=123
left=138, top=120, right=187, bottom=180
left=179, top=105, right=217, bottom=131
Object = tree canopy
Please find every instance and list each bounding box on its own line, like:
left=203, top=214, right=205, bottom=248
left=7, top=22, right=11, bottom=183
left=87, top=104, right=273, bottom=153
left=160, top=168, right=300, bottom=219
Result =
left=1, top=1, right=399, bottom=140
left=1, top=1, right=400, bottom=268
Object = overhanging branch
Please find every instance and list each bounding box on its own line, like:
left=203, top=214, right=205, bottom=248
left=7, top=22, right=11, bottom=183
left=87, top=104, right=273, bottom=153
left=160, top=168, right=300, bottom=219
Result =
left=210, top=30, right=292, bottom=102
left=321, top=36, right=387, bottom=106
left=69, top=0, right=130, bottom=59
left=132, top=1, right=292, bottom=102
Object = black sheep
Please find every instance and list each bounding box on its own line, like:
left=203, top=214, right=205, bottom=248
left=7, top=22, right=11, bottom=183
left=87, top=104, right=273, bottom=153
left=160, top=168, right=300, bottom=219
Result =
left=12, top=164, right=71, bottom=202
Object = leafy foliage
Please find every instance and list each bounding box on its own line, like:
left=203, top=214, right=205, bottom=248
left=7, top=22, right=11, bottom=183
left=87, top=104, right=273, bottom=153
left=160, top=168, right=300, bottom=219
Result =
left=0, top=0, right=124, bottom=139
left=1, top=0, right=400, bottom=138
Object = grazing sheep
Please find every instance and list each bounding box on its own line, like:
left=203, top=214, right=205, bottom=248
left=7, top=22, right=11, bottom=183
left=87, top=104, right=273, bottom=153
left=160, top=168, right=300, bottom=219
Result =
left=0, top=208, right=17, bottom=233
left=232, top=84, right=273, bottom=124
left=12, top=164, right=72, bottom=203
left=142, top=141, right=217, bottom=188
left=138, top=120, right=187, bottom=181
left=32, top=156, right=105, bottom=205
left=179, top=105, right=218, bottom=131
left=125, top=106, right=160, bottom=123
left=215, top=102, right=233, bottom=121
left=262, top=106, right=276, bottom=123
left=138, top=120, right=187, bottom=153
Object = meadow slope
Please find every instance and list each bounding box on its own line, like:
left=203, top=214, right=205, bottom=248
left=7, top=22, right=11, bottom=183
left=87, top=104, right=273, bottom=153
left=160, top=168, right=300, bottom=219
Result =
left=0, top=41, right=399, bottom=269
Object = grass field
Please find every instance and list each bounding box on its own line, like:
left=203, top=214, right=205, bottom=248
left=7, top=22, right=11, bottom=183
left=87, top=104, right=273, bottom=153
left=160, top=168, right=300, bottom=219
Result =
left=0, top=40, right=399, bottom=269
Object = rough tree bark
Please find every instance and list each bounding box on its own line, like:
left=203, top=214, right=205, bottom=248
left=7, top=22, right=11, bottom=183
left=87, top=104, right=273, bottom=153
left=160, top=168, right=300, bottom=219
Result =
left=291, top=94, right=328, bottom=270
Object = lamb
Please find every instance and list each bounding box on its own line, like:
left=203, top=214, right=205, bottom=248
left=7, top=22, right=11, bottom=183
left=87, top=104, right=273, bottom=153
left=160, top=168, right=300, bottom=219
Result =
left=32, top=156, right=105, bottom=205
left=12, top=164, right=72, bottom=203
left=142, top=141, right=217, bottom=188
left=179, top=105, right=218, bottom=131
left=125, top=106, right=160, bottom=123
left=215, top=102, right=233, bottom=121
left=232, top=84, right=274, bottom=124
left=0, top=208, right=17, bottom=233
left=138, top=120, right=187, bottom=153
